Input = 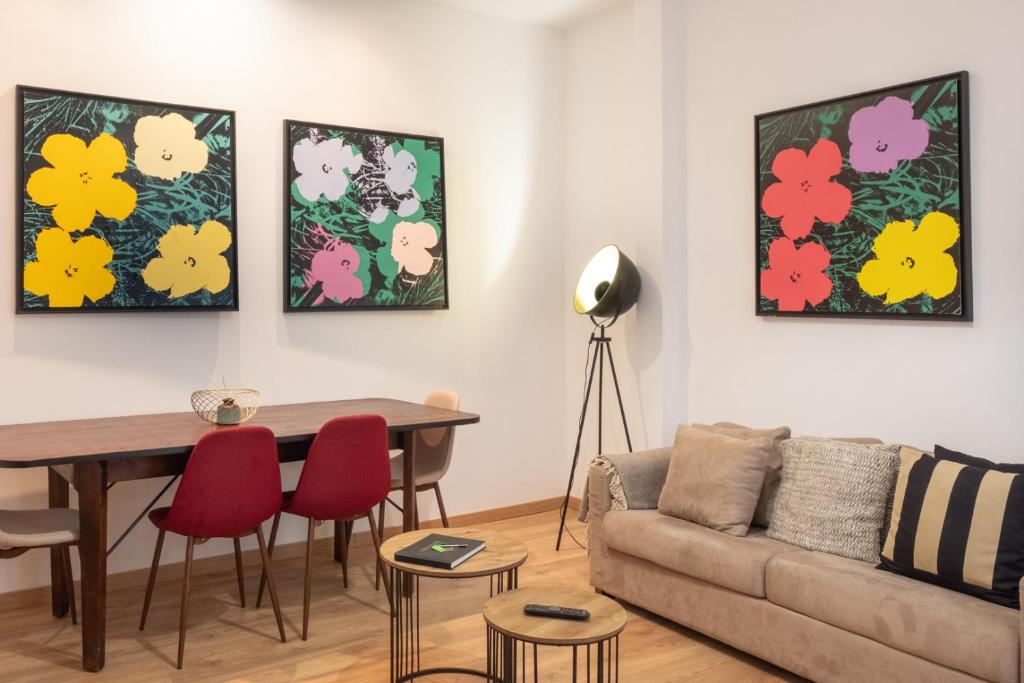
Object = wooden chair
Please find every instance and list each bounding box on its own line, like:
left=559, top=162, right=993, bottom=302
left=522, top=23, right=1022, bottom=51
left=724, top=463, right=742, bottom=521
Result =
left=0, top=508, right=79, bottom=625
left=375, top=390, right=460, bottom=589
left=257, top=414, right=392, bottom=640
left=139, top=426, right=287, bottom=669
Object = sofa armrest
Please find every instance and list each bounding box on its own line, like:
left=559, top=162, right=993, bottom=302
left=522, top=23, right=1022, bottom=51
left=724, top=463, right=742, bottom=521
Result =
left=586, top=447, right=671, bottom=587
left=584, top=446, right=673, bottom=519
left=1020, top=576, right=1023, bottom=683
left=601, top=446, right=673, bottom=510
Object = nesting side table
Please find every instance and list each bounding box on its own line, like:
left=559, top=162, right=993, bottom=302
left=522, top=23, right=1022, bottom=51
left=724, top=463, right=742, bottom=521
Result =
left=483, top=585, right=627, bottom=682
left=381, top=527, right=528, bottom=682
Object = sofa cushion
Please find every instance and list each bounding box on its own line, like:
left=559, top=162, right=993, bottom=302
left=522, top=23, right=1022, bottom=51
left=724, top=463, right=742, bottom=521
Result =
left=694, top=422, right=791, bottom=528
left=767, top=438, right=900, bottom=563
left=602, top=509, right=800, bottom=597
left=766, top=549, right=1019, bottom=683
left=936, top=443, right=1024, bottom=474
left=882, top=446, right=1024, bottom=607
left=659, top=426, right=771, bottom=536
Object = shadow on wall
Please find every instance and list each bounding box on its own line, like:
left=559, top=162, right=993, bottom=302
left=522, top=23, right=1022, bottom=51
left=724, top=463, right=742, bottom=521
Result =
left=623, top=264, right=663, bottom=447
left=625, top=263, right=663, bottom=374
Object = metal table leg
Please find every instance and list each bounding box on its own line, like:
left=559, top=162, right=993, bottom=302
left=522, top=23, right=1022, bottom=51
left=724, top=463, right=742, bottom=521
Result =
left=390, top=565, right=518, bottom=682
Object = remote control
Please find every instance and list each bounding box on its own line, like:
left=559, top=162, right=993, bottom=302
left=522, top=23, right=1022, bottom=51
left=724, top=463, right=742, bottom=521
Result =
left=523, top=604, right=591, bottom=620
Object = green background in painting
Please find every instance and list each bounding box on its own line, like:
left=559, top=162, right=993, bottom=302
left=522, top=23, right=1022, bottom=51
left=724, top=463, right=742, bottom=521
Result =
left=756, top=75, right=966, bottom=317
left=286, top=122, right=447, bottom=310
left=19, top=87, right=236, bottom=310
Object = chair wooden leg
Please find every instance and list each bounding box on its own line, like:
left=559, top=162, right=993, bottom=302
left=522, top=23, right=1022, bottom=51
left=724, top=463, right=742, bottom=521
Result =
left=61, top=545, right=77, bottom=626
left=339, top=520, right=349, bottom=589
left=256, top=525, right=286, bottom=643
left=375, top=501, right=386, bottom=590
left=256, top=512, right=280, bottom=608
left=303, top=518, right=315, bottom=640
left=177, top=536, right=195, bottom=670
left=433, top=483, right=450, bottom=528
left=233, top=537, right=246, bottom=608
left=139, top=529, right=165, bottom=631
left=366, top=509, right=392, bottom=612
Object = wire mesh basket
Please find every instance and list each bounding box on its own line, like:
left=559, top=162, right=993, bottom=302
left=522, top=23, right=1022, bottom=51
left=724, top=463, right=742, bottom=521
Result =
left=190, top=389, right=261, bottom=425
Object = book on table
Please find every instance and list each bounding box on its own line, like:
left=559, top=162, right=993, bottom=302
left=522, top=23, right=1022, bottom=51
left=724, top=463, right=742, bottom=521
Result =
left=394, top=533, right=486, bottom=569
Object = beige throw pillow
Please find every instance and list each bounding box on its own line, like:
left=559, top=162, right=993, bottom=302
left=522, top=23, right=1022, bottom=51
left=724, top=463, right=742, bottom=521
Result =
left=766, top=437, right=900, bottom=563
left=693, top=422, right=791, bottom=527
left=657, top=425, right=772, bottom=536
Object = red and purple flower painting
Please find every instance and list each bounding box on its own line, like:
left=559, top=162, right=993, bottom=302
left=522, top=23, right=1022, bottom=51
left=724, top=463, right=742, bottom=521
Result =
left=755, top=73, right=970, bottom=320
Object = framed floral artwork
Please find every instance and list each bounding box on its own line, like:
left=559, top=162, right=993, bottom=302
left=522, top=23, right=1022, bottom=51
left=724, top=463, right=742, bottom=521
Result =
left=16, top=85, right=237, bottom=313
left=755, top=72, right=971, bottom=320
left=284, top=120, right=448, bottom=311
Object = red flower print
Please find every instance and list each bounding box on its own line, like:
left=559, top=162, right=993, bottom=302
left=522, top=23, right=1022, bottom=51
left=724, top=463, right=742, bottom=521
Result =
left=760, top=237, right=833, bottom=312
left=761, top=139, right=852, bottom=239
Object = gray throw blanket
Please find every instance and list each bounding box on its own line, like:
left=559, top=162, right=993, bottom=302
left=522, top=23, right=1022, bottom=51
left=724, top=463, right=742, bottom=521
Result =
left=577, top=447, right=672, bottom=521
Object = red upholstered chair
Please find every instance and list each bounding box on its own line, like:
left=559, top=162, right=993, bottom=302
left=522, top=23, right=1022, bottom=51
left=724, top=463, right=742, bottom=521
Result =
left=139, top=425, right=286, bottom=669
left=256, top=414, right=392, bottom=640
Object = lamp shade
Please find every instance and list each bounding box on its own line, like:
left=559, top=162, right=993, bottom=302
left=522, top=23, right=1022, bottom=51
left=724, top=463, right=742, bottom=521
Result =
left=572, top=245, right=641, bottom=318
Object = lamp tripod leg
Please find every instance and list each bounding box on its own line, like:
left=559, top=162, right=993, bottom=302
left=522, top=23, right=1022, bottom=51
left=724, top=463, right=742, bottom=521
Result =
left=557, top=341, right=601, bottom=551
left=605, top=344, right=633, bottom=452
left=597, top=339, right=604, bottom=456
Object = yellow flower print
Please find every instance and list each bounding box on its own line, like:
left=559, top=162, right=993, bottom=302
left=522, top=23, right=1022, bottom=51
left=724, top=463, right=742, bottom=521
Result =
left=23, top=228, right=115, bottom=307
left=25, top=133, right=137, bottom=232
left=142, top=221, right=232, bottom=298
left=857, top=211, right=959, bottom=304
left=134, top=113, right=209, bottom=181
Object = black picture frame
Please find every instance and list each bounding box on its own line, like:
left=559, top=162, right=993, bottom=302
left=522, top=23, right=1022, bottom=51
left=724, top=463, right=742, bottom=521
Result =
left=754, top=71, right=971, bottom=321
left=16, top=85, right=239, bottom=313
left=283, top=119, right=449, bottom=312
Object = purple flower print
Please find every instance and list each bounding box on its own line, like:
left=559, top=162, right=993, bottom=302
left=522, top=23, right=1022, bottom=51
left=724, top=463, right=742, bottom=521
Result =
left=848, top=96, right=930, bottom=173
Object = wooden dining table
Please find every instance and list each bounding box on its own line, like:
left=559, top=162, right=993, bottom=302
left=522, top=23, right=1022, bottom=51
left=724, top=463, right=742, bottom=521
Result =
left=0, top=398, right=480, bottom=672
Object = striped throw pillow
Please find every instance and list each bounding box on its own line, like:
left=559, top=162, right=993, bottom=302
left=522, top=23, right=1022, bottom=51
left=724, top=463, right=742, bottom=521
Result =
left=880, top=446, right=1024, bottom=607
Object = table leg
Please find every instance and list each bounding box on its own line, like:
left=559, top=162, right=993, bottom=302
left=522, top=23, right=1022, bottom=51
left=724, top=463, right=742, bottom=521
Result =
left=399, top=431, right=417, bottom=599
left=400, top=431, right=417, bottom=533
left=47, top=467, right=70, bottom=619
left=75, top=461, right=108, bottom=672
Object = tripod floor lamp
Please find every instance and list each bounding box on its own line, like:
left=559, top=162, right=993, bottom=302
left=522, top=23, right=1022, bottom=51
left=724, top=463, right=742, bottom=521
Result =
left=556, top=244, right=641, bottom=550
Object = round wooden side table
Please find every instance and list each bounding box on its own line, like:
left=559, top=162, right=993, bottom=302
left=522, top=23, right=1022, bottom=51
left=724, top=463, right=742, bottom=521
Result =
left=381, top=527, right=528, bottom=682
left=483, top=585, right=627, bottom=683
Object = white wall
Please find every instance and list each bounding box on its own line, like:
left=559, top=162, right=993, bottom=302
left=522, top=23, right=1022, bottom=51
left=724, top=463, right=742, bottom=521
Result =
left=564, top=0, right=1024, bottom=483
left=562, top=0, right=688, bottom=501
left=680, top=0, right=1024, bottom=453
left=0, top=0, right=566, bottom=592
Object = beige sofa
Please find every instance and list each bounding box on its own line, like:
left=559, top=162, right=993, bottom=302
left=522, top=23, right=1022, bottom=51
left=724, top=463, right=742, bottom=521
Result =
left=587, top=448, right=1022, bottom=683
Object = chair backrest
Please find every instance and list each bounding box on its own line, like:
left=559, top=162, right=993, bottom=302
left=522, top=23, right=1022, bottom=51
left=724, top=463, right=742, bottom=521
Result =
left=415, top=390, right=460, bottom=481
left=162, top=425, right=282, bottom=538
left=288, top=414, right=391, bottom=521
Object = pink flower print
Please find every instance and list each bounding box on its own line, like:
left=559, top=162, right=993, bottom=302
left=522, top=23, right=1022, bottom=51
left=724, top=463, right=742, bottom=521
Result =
left=309, top=240, right=364, bottom=304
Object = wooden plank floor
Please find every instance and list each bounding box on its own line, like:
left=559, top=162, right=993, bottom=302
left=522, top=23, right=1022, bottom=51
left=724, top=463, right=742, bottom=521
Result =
left=0, top=510, right=799, bottom=682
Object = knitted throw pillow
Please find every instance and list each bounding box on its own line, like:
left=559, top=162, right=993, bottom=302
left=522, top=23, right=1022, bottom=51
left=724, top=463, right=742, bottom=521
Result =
left=767, top=438, right=900, bottom=563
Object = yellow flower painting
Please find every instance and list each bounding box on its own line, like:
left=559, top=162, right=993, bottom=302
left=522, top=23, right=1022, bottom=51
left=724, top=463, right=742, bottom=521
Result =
left=857, top=211, right=960, bottom=305
left=25, top=132, right=137, bottom=232
left=19, top=86, right=237, bottom=311
left=134, top=113, right=209, bottom=181
left=142, top=221, right=233, bottom=298
left=23, top=228, right=116, bottom=307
